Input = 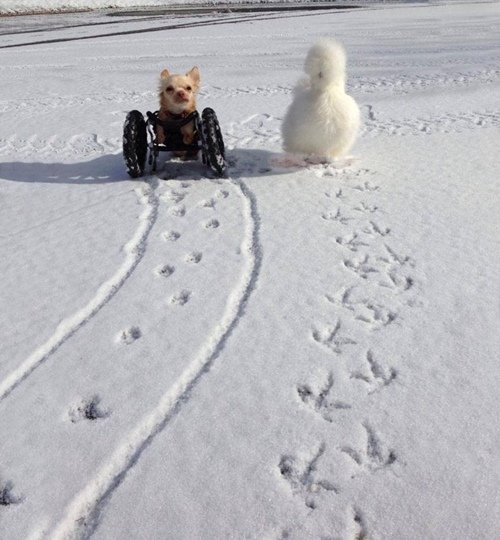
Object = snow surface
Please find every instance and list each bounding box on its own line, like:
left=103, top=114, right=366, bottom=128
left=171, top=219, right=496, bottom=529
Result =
left=0, top=0, right=495, bottom=16
left=0, top=0, right=389, bottom=17
left=1, top=1, right=499, bottom=539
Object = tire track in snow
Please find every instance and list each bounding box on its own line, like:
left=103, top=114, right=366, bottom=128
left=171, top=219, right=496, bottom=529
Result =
left=225, top=109, right=499, bottom=150
left=50, top=176, right=262, bottom=540
left=0, top=9, right=342, bottom=50
left=0, top=179, right=159, bottom=402
left=2, top=67, right=497, bottom=117
left=0, top=91, right=156, bottom=115
left=350, top=68, right=500, bottom=95
left=363, top=110, right=500, bottom=136
left=0, top=133, right=120, bottom=158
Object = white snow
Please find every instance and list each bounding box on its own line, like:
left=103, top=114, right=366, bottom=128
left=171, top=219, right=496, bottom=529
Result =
left=1, top=0, right=207, bottom=16
left=0, top=0, right=397, bottom=16
left=1, top=2, right=499, bottom=539
left=1, top=0, right=494, bottom=16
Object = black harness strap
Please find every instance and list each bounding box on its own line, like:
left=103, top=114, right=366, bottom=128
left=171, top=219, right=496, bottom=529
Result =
left=147, top=110, right=198, bottom=133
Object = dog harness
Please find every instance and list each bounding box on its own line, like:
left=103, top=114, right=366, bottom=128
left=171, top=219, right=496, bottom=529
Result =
left=147, top=110, right=198, bottom=133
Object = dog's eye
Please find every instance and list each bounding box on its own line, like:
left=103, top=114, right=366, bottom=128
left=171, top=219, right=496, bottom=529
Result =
left=166, top=86, right=174, bottom=92
left=186, top=86, right=192, bottom=91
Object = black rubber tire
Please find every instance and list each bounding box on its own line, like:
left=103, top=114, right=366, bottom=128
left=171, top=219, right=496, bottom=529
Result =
left=123, top=110, right=147, bottom=178
left=201, top=108, right=227, bottom=177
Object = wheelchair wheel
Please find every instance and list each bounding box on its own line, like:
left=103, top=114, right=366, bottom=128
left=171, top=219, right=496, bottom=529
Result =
left=123, top=110, right=147, bottom=178
left=201, top=108, right=227, bottom=177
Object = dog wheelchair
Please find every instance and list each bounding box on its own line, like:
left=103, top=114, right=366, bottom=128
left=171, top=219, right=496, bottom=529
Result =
left=123, top=107, right=227, bottom=178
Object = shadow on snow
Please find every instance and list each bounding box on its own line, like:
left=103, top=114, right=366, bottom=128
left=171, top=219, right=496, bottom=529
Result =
left=0, top=148, right=310, bottom=186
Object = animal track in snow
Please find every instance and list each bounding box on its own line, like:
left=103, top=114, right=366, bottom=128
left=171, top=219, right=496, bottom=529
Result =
left=2, top=69, right=493, bottom=120
left=167, top=205, right=186, bottom=217
left=155, top=264, right=175, bottom=278
left=5, top=68, right=487, bottom=120
left=363, top=221, right=391, bottom=237
left=364, top=110, right=500, bottom=137
left=225, top=112, right=281, bottom=149
left=279, top=444, right=338, bottom=509
left=169, top=290, right=191, bottom=306
left=384, top=272, right=414, bottom=292
left=201, top=84, right=291, bottom=101
left=382, top=244, right=415, bottom=267
left=341, top=249, right=414, bottom=295
left=321, top=208, right=353, bottom=225
left=351, top=68, right=500, bottom=96
left=356, top=303, right=397, bottom=328
left=0, top=480, right=20, bottom=506
left=228, top=108, right=498, bottom=151
left=341, top=423, right=397, bottom=473
left=326, top=287, right=398, bottom=331
left=216, top=107, right=499, bottom=152
left=161, top=190, right=185, bottom=204
left=325, top=188, right=345, bottom=200
left=214, top=189, right=229, bottom=199
left=335, top=232, right=370, bottom=252
left=316, top=166, right=374, bottom=182
left=118, top=326, right=141, bottom=345
left=376, top=245, right=415, bottom=291
left=185, top=251, right=202, bottom=264
left=297, top=372, right=351, bottom=422
left=197, top=198, right=216, bottom=209
left=355, top=202, right=379, bottom=214
left=343, top=254, right=380, bottom=279
left=363, top=423, right=397, bottom=469
left=203, top=218, right=220, bottom=229
left=353, top=181, right=380, bottom=193
left=69, top=395, right=110, bottom=423
left=50, top=178, right=262, bottom=539
left=351, top=350, right=397, bottom=394
left=351, top=506, right=368, bottom=540
left=0, top=178, right=159, bottom=402
left=0, top=89, right=156, bottom=116
left=312, top=320, right=357, bottom=354
left=0, top=133, right=119, bottom=157
left=162, top=230, right=181, bottom=242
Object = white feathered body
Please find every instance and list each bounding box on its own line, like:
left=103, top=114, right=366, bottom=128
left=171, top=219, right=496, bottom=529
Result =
left=282, top=39, right=360, bottom=158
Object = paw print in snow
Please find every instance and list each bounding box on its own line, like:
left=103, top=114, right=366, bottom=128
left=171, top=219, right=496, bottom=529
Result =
left=69, top=395, right=110, bottom=423
left=279, top=444, right=338, bottom=509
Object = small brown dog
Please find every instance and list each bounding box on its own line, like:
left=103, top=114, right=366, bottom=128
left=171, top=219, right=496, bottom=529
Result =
left=157, top=66, right=200, bottom=148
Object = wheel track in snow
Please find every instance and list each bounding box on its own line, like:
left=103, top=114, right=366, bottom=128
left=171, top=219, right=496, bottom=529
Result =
left=204, top=68, right=500, bottom=98
left=0, top=133, right=121, bottom=158
left=350, top=68, right=500, bottom=94
left=0, top=90, right=156, bottom=115
left=1, top=67, right=498, bottom=118
left=4, top=110, right=495, bottom=161
left=49, top=175, right=262, bottom=540
left=0, top=179, right=159, bottom=402
left=363, top=110, right=500, bottom=136
left=225, top=109, right=500, bottom=151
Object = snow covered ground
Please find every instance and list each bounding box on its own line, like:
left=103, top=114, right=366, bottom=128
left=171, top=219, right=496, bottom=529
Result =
left=0, top=1, right=417, bottom=16
left=1, top=2, right=499, bottom=539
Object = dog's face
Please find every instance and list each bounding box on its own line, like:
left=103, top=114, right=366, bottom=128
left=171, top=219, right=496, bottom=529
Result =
left=159, top=67, right=200, bottom=115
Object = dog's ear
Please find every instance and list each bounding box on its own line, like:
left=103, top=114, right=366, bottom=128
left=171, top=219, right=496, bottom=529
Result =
left=186, top=66, right=200, bottom=86
left=160, top=69, right=170, bottom=79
